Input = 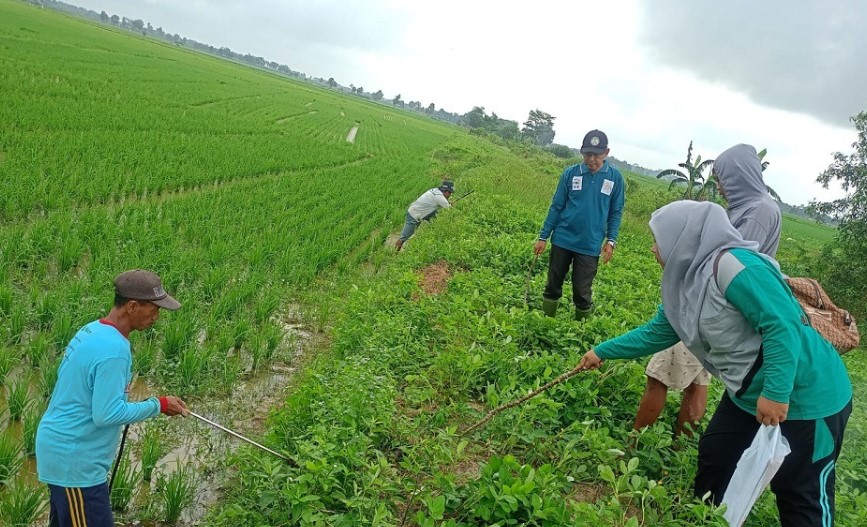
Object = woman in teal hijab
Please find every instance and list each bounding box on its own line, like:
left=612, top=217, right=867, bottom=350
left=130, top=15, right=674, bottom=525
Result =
left=578, top=200, right=852, bottom=526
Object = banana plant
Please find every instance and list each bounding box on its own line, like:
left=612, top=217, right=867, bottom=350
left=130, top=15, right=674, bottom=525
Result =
left=657, top=141, right=715, bottom=200
left=757, top=148, right=782, bottom=201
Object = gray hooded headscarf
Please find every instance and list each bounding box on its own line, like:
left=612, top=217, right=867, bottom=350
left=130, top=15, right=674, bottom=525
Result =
left=714, top=144, right=782, bottom=257
left=649, top=201, right=759, bottom=352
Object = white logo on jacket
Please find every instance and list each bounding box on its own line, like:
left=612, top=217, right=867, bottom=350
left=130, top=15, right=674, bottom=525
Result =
left=601, top=179, right=614, bottom=195
left=572, top=176, right=583, bottom=191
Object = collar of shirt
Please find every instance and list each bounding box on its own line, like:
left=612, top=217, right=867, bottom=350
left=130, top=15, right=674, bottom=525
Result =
left=582, top=160, right=610, bottom=176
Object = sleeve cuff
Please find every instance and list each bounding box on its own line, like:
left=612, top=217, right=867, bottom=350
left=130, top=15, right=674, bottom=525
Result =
left=159, top=396, right=169, bottom=414
left=761, top=391, right=790, bottom=405
left=594, top=342, right=612, bottom=359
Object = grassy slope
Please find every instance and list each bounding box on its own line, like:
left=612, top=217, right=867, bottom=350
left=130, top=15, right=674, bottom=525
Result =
left=212, top=137, right=867, bottom=526
left=781, top=214, right=836, bottom=243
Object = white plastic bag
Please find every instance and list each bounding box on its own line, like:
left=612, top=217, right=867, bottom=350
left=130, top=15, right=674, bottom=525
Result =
left=721, top=425, right=791, bottom=526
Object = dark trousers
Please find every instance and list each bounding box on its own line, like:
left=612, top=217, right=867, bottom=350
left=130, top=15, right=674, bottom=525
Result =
left=49, top=483, right=114, bottom=527
left=543, top=244, right=599, bottom=310
left=695, top=393, right=851, bottom=527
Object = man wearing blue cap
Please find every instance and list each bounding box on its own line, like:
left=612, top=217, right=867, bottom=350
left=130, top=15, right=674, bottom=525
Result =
left=534, top=130, right=625, bottom=320
left=395, top=180, right=454, bottom=251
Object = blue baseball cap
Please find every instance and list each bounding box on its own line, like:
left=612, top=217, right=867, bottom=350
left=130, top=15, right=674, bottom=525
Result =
left=580, top=130, right=609, bottom=155
left=439, top=181, right=455, bottom=193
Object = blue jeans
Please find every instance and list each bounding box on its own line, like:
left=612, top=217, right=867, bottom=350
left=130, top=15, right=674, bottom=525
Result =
left=399, top=212, right=422, bottom=242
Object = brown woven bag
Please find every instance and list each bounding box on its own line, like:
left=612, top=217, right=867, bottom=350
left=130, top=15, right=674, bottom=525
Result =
left=786, top=277, right=861, bottom=354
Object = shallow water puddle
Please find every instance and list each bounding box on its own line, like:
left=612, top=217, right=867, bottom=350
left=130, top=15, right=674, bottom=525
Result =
left=118, top=314, right=316, bottom=525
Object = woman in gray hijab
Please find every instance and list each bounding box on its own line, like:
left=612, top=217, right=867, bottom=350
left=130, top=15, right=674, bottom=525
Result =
left=577, top=200, right=851, bottom=526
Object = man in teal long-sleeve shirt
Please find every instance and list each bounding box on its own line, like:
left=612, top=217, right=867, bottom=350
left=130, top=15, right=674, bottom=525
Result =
left=534, top=129, right=625, bottom=320
left=36, top=269, right=189, bottom=527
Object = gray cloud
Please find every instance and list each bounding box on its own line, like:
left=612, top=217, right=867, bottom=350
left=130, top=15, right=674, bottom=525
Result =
left=637, top=1, right=867, bottom=127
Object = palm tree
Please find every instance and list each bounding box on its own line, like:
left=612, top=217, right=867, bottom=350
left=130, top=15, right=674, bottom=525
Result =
left=657, top=141, right=715, bottom=200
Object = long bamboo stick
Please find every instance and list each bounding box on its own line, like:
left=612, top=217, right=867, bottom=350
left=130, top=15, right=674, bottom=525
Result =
left=461, top=363, right=586, bottom=435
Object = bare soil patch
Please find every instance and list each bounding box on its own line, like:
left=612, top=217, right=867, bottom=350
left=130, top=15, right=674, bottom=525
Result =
left=385, top=232, right=400, bottom=248
left=418, top=260, right=452, bottom=295
left=569, top=482, right=604, bottom=503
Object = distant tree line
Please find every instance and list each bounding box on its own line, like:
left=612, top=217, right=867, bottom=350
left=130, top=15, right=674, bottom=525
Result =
left=388, top=94, right=461, bottom=124
left=319, top=84, right=463, bottom=125
left=460, top=107, right=556, bottom=146
left=30, top=1, right=580, bottom=141
left=36, top=0, right=470, bottom=125
left=457, top=106, right=580, bottom=158
left=31, top=0, right=306, bottom=79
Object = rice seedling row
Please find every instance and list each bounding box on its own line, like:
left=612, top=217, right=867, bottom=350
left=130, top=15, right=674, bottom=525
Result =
left=0, top=3, right=465, bottom=521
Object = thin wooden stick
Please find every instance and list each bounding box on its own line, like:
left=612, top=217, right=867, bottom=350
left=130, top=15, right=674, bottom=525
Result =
left=398, top=487, right=423, bottom=527
left=453, top=189, right=476, bottom=202
left=461, top=363, right=586, bottom=435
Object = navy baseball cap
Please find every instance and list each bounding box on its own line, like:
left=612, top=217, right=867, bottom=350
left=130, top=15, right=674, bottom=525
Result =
left=439, top=180, right=455, bottom=193
left=580, top=130, right=609, bottom=155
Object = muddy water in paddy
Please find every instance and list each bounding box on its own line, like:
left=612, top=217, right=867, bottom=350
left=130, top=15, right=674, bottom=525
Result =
left=122, top=368, right=297, bottom=526
left=120, top=320, right=316, bottom=526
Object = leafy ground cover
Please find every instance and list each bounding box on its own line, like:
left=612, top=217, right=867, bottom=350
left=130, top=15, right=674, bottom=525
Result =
left=210, top=137, right=867, bottom=526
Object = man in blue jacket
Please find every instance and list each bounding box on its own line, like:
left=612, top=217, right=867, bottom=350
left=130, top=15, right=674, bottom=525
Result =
left=534, top=129, right=625, bottom=320
left=36, top=269, right=189, bottom=527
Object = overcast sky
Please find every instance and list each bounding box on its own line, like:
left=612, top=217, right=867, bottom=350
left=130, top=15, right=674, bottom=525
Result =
left=69, top=0, right=867, bottom=205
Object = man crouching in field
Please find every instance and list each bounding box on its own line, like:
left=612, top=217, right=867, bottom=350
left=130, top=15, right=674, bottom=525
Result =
left=395, top=180, right=455, bottom=251
left=36, top=269, right=189, bottom=527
